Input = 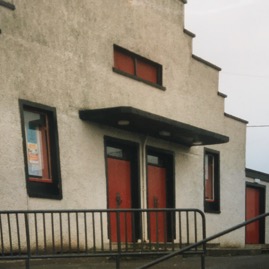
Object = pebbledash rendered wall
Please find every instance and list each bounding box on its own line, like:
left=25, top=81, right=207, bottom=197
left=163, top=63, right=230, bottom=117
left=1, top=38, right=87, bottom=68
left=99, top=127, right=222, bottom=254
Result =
left=0, top=0, right=247, bottom=246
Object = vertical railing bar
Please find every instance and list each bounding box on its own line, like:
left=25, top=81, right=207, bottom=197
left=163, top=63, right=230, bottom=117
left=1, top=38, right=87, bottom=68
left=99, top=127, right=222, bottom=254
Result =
left=164, top=210, right=167, bottom=251
left=186, top=211, right=190, bottom=245
left=108, top=212, right=112, bottom=252
left=59, top=213, right=63, bottom=254
left=201, top=210, right=207, bottom=269
left=24, top=213, right=31, bottom=269
left=178, top=211, right=182, bottom=249
left=156, top=211, right=159, bottom=249
left=76, top=212, right=80, bottom=253
left=51, top=213, right=55, bottom=254
left=124, top=212, right=128, bottom=251
left=138, top=210, right=143, bottom=251
left=84, top=212, right=88, bottom=253
left=0, top=214, right=4, bottom=256
left=131, top=211, right=136, bottom=251
left=171, top=211, right=175, bottom=251
left=42, top=213, right=47, bottom=254
left=140, top=210, right=143, bottom=250
left=68, top=212, right=71, bottom=252
left=92, top=212, right=96, bottom=252
left=148, top=211, right=152, bottom=250
left=7, top=213, right=13, bottom=255
left=15, top=213, right=22, bottom=255
left=34, top=213, right=39, bottom=255
left=194, top=212, right=198, bottom=250
left=116, top=211, right=121, bottom=265
left=100, top=212, right=104, bottom=251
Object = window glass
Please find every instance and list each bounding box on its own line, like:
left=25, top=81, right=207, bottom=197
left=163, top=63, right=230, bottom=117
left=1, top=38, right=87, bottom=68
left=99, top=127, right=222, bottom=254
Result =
left=107, top=146, right=123, bottom=158
left=147, top=155, right=159, bottom=165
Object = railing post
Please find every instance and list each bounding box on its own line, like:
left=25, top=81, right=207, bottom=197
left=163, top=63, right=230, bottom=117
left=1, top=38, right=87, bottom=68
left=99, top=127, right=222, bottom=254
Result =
left=200, top=253, right=205, bottom=269
left=24, top=213, right=31, bottom=269
left=116, top=256, right=121, bottom=269
left=116, top=210, right=121, bottom=269
left=201, top=210, right=207, bottom=269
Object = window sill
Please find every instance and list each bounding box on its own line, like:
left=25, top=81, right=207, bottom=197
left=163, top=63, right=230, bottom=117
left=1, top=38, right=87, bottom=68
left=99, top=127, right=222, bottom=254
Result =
left=113, top=68, right=166, bottom=91
left=28, top=192, right=63, bottom=200
left=204, top=209, right=221, bottom=214
left=29, top=177, right=53, bottom=184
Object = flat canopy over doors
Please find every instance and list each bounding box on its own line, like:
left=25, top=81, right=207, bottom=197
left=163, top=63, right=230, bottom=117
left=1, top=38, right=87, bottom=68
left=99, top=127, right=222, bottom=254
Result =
left=79, top=107, right=229, bottom=147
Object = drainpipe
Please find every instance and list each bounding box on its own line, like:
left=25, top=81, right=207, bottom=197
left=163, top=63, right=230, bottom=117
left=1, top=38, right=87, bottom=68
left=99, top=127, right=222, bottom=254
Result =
left=141, top=135, right=148, bottom=242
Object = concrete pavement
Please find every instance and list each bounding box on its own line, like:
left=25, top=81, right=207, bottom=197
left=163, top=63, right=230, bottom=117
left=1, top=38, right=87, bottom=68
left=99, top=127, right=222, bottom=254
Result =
left=1, top=255, right=269, bottom=269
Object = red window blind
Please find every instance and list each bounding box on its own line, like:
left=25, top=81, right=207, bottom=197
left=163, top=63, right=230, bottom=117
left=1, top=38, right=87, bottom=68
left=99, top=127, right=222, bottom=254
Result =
left=204, top=150, right=220, bottom=213
left=205, top=154, right=214, bottom=201
left=136, top=59, right=158, bottom=84
left=114, top=50, right=135, bottom=76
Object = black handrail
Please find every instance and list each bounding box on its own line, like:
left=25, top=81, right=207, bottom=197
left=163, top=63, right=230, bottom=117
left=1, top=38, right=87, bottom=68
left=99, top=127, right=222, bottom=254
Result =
left=0, top=0, right=15, bottom=10
left=136, top=212, right=269, bottom=269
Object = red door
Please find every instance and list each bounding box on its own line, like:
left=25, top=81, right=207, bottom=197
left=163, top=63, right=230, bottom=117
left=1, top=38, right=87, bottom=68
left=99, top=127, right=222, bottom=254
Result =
left=107, top=157, right=133, bottom=242
left=246, top=187, right=261, bottom=244
left=147, top=165, right=167, bottom=242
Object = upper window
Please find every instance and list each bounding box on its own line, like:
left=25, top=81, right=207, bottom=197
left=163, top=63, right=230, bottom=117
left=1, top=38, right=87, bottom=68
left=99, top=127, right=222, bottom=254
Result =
left=204, top=149, right=220, bottom=213
left=113, top=45, right=164, bottom=90
left=19, top=100, right=62, bottom=199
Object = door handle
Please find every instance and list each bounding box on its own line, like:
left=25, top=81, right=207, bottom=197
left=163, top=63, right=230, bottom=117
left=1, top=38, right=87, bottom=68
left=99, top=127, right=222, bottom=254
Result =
left=153, top=196, right=158, bottom=208
left=116, top=192, right=122, bottom=208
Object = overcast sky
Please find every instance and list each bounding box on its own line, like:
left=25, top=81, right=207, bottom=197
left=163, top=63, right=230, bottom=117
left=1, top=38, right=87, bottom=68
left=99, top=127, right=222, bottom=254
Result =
left=185, top=0, right=269, bottom=174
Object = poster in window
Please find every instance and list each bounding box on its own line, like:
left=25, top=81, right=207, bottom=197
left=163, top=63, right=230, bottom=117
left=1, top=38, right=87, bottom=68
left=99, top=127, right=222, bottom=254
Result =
left=24, top=111, right=43, bottom=177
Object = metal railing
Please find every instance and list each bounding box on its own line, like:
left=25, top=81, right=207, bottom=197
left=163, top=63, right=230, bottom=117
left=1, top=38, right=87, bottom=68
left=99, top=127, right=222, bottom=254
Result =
left=0, top=208, right=206, bottom=269
left=136, top=212, right=269, bottom=269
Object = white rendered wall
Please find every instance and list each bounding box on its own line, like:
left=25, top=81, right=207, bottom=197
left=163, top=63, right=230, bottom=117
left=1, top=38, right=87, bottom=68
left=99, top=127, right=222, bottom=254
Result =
left=0, top=0, right=247, bottom=246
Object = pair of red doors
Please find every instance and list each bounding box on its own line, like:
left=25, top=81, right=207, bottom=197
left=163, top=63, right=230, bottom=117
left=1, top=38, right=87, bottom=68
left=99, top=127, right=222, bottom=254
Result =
left=106, top=144, right=170, bottom=243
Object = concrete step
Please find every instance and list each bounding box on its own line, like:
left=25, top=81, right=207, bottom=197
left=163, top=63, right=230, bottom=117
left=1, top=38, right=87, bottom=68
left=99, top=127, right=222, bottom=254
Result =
left=261, top=245, right=269, bottom=254
left=206, top=245, right=269, bottom=256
